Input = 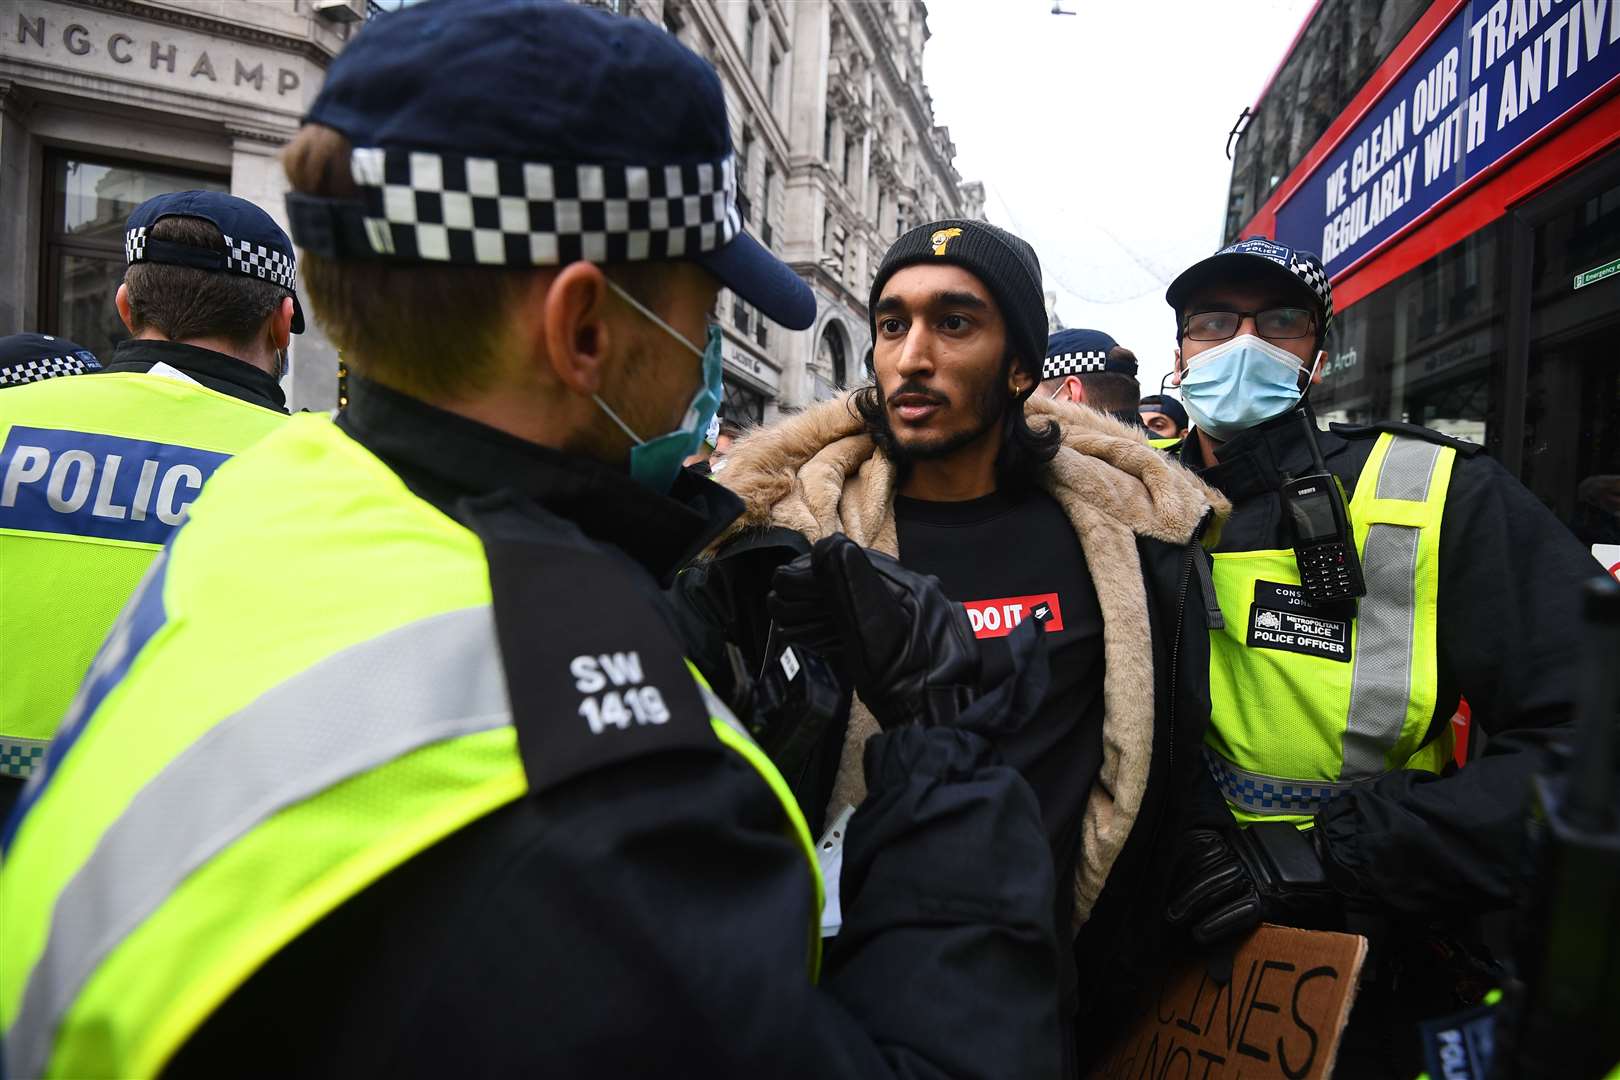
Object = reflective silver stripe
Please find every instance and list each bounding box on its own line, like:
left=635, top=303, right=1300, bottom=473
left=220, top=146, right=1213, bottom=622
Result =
left=1375, top=437, right=1443, bottom=502
left=1341, top=437, right=1441, bottom=780
left=696, top=680, right=748, bottom=741
left=9, top=605, right=510, bottom=1080
left=0, top=736, right=49, bottom=778
left=1205, top=747, right=1369, bottom=816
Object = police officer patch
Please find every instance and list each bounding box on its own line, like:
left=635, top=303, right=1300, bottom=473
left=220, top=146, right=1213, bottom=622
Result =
left=1246, top=580, right=1352, bottom=662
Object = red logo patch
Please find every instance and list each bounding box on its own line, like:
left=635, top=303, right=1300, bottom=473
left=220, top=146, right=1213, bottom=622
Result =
left=962, top=593, right=1063, bottom=639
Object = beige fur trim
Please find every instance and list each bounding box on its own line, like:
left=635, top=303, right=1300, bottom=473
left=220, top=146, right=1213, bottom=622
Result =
left=711, top=391, right=1228, bottom=925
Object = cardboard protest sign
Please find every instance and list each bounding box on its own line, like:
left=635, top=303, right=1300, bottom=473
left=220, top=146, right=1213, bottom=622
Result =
left=1089, top=924, right=1368, bottom=1080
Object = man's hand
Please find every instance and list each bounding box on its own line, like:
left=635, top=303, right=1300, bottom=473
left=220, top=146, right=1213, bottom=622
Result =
left=767, top=534, right=980, bottom=730
left=1166, top=823, right=1340, bottom=946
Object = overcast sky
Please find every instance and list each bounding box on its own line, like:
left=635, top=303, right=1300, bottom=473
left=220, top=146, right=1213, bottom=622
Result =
left=922, top=0, right=1316, bottom=396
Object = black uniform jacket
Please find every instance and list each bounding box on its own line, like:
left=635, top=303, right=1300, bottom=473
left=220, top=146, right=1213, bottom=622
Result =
left=1180, top=411, right=1596, bottom=914
left=166, top=378, right=1061, bottom=1079
left=672, top=501, right=1224, bottom=1075
left=100, top=337, right=289, bottom=413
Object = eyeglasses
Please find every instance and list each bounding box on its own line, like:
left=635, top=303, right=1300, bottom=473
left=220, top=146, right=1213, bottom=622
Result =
left=1181, top=307, right=1315, bottom=342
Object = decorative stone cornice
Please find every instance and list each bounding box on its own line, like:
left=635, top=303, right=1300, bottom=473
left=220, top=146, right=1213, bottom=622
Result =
left=225, top=123, right=289, bottom=146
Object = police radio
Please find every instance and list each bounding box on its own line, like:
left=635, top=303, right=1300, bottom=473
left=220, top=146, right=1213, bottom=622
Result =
left=1284, top=409, right=1365, bottom=606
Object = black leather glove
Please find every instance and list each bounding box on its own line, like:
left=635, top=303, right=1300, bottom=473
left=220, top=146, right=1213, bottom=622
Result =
left=767, top=534, right=980, bottom=730
left=1166, top=822, right=1340, bottom=946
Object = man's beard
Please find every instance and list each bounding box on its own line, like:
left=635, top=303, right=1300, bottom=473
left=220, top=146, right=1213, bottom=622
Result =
left=877, top=356, right=1014, bottom=468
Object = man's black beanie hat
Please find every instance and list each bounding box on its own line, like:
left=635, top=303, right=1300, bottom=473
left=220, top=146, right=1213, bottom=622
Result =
left=868, top=220, right=1046, bottom=378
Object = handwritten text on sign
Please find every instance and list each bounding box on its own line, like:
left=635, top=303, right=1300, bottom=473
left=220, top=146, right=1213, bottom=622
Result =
left=1090, top=925, right=1368, bottom=1080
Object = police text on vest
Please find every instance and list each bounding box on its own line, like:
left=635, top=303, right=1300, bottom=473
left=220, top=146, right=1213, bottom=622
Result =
left=0, top=426, right=230, bottom=545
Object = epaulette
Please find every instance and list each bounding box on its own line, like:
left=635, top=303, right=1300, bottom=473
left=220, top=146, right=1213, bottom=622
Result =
left=461, top=494, right=723, bottom=798
left=1327, top=420, right=1484, bottom=457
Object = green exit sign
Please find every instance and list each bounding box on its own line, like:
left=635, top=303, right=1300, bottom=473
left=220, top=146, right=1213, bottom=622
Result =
left=1574, top=257, right=1620, bottom=291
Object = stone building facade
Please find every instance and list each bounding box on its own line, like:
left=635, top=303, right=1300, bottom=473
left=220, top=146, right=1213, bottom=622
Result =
left=620, top=0, right=980, bottom=421
left=1, top=0, right=976, bottom=419
left=0, top=0, right=356, bottom=411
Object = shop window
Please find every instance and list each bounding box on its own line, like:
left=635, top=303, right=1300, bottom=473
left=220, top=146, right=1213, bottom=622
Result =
left=42, top=154, right=227, bottom=361
left=1312, top=219, right=1507, bottom=450
left=1521, top=161, right=1620, bottom=543
left=722, top=375, right=766, bottom=425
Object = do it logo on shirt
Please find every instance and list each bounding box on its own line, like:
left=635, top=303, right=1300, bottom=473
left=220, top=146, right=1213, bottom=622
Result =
left=963, top=593, right=1063, bottom=639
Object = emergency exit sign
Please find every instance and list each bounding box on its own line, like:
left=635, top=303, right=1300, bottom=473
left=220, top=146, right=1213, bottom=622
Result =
left=1574, top=257, right=1620, bottom=291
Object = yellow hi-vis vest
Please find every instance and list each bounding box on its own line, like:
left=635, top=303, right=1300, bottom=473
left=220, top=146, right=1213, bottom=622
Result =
left=1204, top=433, right=1458, bottom=826
left=0, top=369, right=284, bottom=776
left=0, top=414, right=821, bottom=1080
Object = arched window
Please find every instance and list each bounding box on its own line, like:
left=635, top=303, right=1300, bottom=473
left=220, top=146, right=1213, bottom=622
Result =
left=817, top=321, right=849, bottom=399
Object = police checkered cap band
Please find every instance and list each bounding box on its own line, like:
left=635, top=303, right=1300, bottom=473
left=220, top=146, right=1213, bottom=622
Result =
left=223, top=235, right=297, bottom=289
left=124, top=226, right=298, bottom=291
left=1042, top=350, right=1109, bottom=380
left=1287, top=250, right=1334, bottom=334
left=0, top=355, right=100, bottom=386
left=346, top=147, right=741, bottom=266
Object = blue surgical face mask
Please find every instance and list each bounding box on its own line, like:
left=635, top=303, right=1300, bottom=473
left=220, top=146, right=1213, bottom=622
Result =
left=593, top=278, right=723, bottom=494
left=1177, top=334, right=1317, bottom=441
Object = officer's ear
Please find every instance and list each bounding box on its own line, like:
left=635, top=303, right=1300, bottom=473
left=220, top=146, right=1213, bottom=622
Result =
left=268, top=296, right=294, bottom=352
left=115, top=284, right=138, bottom=335
left=537, top=262, right=614, bottom=397
left=1170, top=346, right=1185, bottom=387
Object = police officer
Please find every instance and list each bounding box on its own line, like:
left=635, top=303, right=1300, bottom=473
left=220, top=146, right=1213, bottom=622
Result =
left=0, top=333, right=101, bottom=388
left=1136, top=394, right=1188, bottom=446
left=1038, top=328, right=1149, bottom=432
left=0, top=4, right=1062, bottom=1076
left=1158, top=237, right=1598, bottom=1076
left=0, top=192, right=293, bottom=813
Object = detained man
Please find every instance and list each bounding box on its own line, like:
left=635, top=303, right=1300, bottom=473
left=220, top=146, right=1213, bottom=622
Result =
left=673, top=218, right=1231, bottom=1073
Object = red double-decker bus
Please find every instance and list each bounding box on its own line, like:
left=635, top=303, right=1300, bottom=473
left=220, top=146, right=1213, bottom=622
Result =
left=1225, top=0, right=1620, bottom=562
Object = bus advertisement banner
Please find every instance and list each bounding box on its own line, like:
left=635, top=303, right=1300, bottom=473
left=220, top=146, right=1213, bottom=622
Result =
left=1274, top=0, right=1620, bottom=278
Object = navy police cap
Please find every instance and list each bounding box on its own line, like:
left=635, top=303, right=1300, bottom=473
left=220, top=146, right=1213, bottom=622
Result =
left=288, top=0, right=815, bottom=331
left=1044, top=327, right=1133, bottom=380
left=125, top=190, right=305, bottom=334
left=0, top=333, right=102, bottom=388
left=1165, top=236, right=1333, bottom=337
left=1138, top=394, right=1188, bottom=432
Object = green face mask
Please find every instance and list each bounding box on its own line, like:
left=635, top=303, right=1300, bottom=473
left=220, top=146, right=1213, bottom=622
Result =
left=592, top=278, right=724, bottom=494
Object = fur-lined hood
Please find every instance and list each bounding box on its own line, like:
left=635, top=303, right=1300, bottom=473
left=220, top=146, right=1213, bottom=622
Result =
left=710, top=391, right=1228, bottom=925
left=715, top=392, right=1226, bottom=550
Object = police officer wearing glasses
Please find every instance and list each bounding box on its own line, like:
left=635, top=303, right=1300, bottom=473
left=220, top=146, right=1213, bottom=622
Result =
left=0, top=3, right=1061, bottom=1076
left=1159, top=238, right=1597, bottom=1076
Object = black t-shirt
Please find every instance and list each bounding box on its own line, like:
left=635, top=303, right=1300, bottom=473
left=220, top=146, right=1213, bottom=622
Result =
left=894, top=486, right=1106, bottom=938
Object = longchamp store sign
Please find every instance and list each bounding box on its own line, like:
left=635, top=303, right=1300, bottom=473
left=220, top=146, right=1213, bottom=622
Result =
left=5, top=3, right=312, bottom=110
left=1273, top=0, right=1620, bottom=276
